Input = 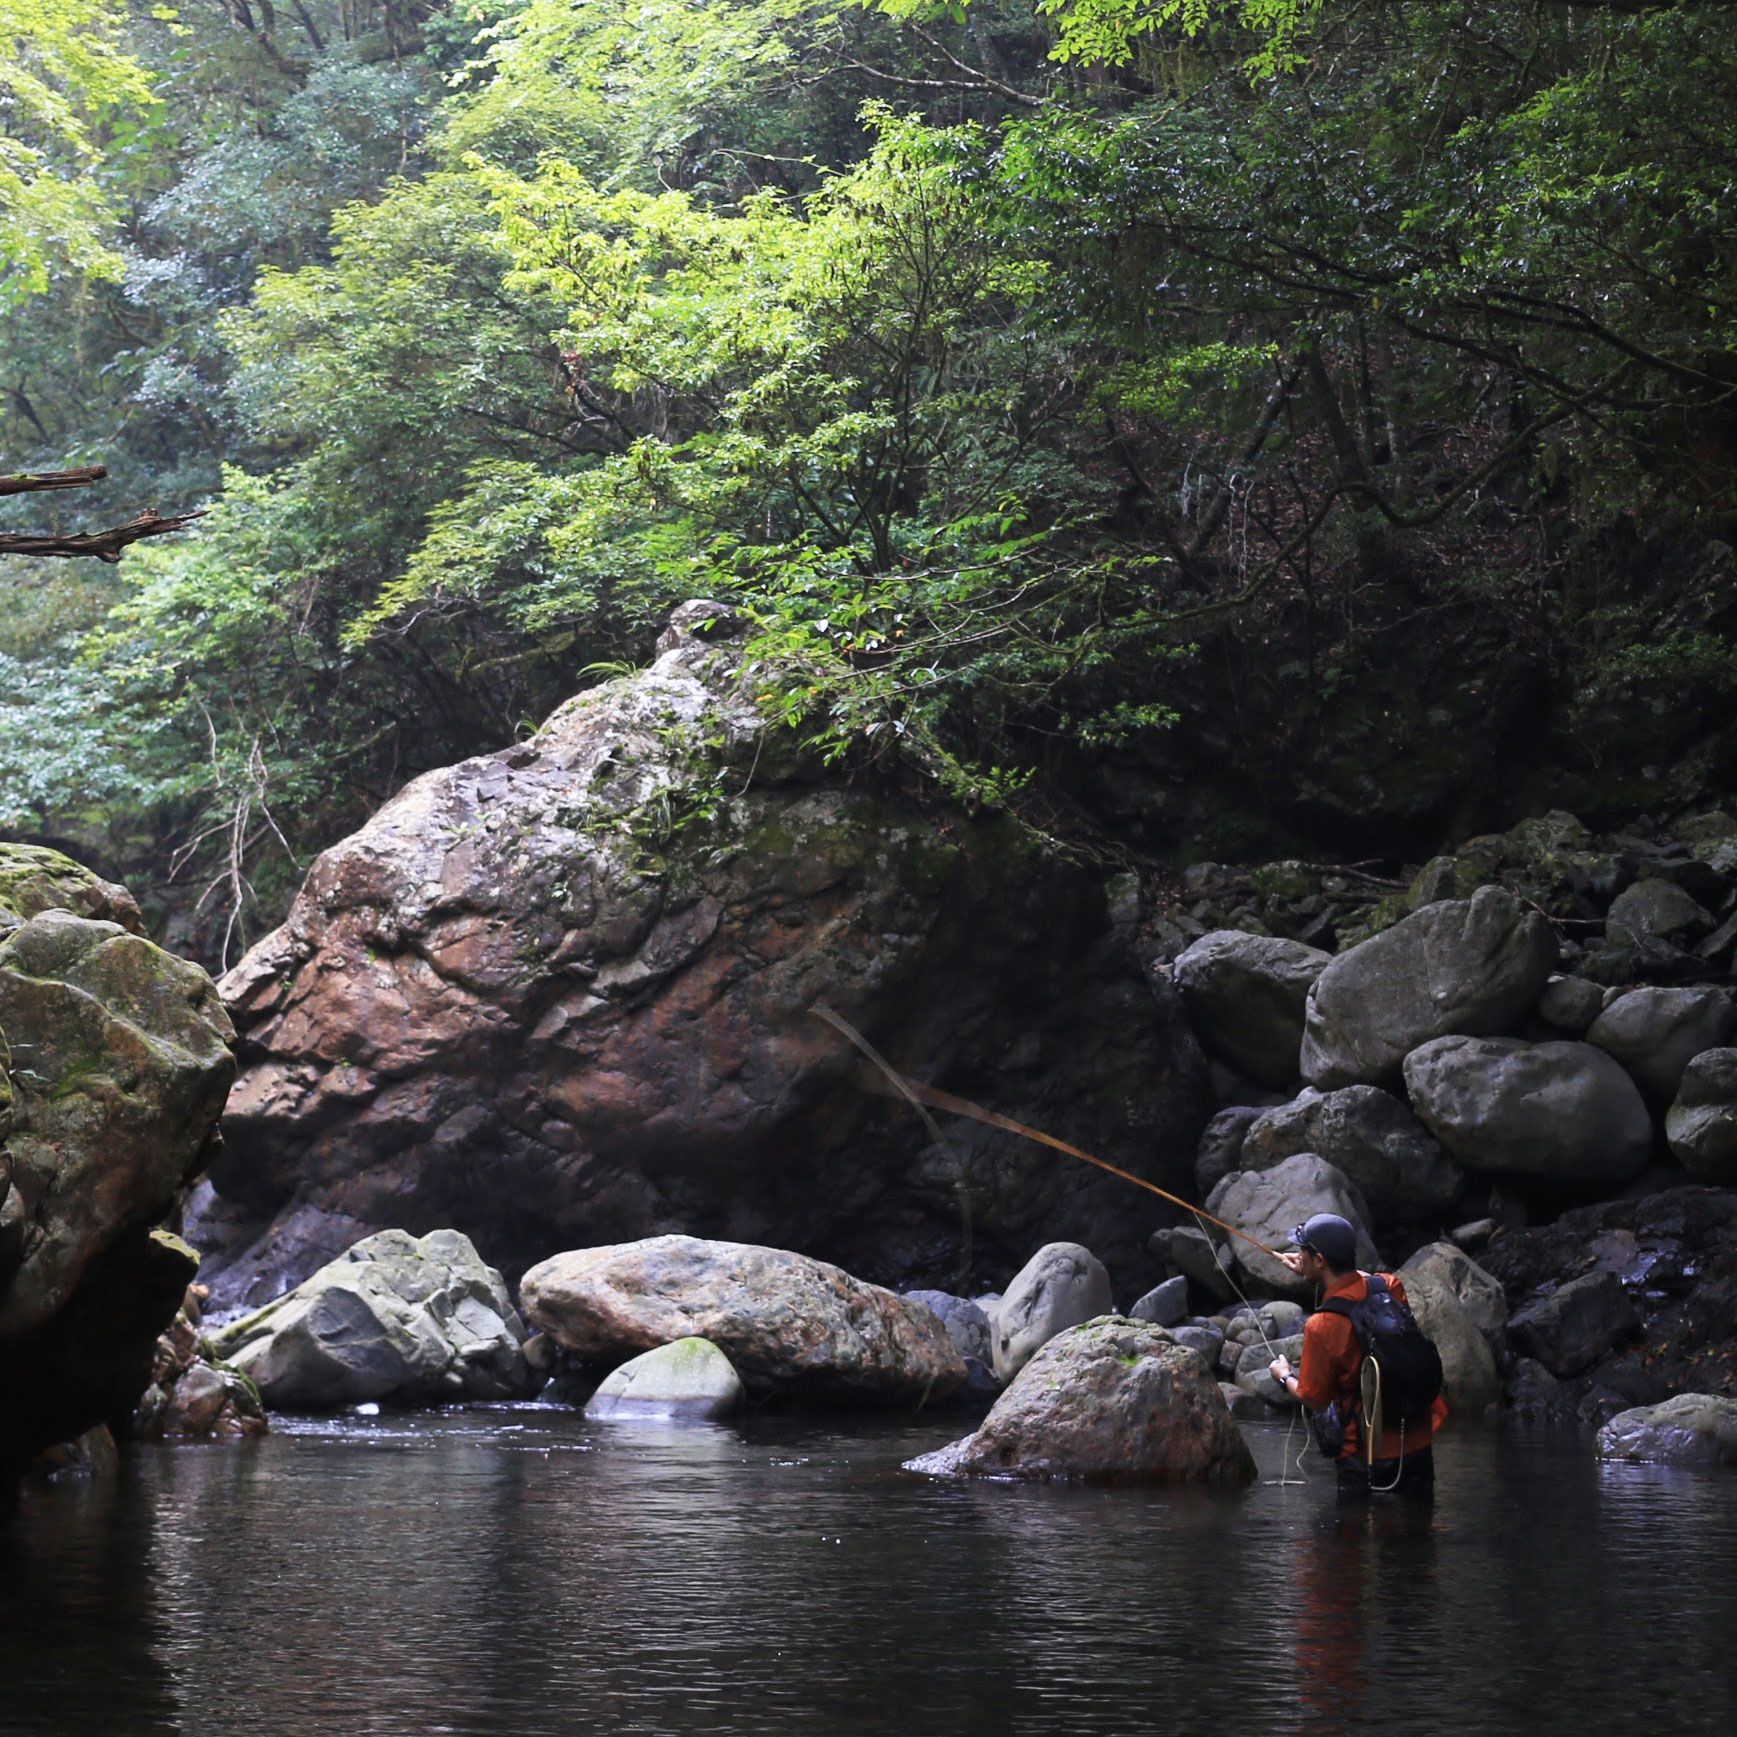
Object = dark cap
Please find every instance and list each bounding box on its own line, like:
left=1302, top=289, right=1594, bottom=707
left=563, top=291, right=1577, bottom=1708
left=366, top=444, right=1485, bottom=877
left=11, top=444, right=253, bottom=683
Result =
left=1290, top=1213, right=1359, bottom=1267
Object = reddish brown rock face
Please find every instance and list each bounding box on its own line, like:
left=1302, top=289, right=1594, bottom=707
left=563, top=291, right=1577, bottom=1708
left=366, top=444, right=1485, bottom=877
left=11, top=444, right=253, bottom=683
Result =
left=203, top=607, right=1209, bottom=1308
left=521, top=1234, right=965, bottom=1405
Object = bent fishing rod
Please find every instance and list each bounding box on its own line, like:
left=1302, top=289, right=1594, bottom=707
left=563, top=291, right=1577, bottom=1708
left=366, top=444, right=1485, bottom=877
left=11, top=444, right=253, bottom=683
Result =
left=813, top=1003, right=1281, bottom=1260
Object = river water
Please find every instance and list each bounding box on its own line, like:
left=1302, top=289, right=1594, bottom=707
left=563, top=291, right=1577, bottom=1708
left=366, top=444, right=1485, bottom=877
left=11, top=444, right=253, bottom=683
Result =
left=2, top=1408, right=1734, bottom=1736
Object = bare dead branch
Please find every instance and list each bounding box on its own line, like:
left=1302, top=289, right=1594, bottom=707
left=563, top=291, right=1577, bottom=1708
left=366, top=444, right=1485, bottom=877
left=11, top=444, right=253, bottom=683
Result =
left=0, top=507, right=207, bottom=564
left=0, top=465, right=108, bottom=497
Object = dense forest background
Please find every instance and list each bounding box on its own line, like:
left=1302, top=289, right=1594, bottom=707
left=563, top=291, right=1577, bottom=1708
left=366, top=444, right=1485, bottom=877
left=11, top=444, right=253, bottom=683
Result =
left=4, top=0, right=1735, bottom=968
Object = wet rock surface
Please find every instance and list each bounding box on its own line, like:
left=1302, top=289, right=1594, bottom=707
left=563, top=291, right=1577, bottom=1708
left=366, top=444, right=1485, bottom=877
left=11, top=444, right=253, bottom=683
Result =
left=203, top=604, right=1208, bottom=1309
left=583, top=1337, right=746, bottom=1423
left=1595, top=1393, right=1737, bottom=1468
left=1667, top=1049, right=1737, bottom=1181
left=904, top=1317, right=1256, bottom=1483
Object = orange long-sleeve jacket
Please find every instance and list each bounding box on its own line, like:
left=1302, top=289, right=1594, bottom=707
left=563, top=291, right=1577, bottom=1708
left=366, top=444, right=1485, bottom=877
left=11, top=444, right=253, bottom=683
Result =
left=1294, top=1269, right=1450, bottom=1461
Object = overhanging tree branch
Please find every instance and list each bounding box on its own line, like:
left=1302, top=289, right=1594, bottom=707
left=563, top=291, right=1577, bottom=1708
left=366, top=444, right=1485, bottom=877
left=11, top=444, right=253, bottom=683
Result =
left=0, top=468, right=204, bottom=562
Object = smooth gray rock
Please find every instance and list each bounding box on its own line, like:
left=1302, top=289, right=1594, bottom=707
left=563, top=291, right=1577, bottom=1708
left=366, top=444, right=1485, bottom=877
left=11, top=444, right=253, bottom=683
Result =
left=1195, top=1106, right=1264, bottom=1197
left=1537, top=975, right=1606, bottom=1035
left=583, top=1337, right=745, bottom=1422
left=1399, top=1241, right=1508, bottom=1337
left=992, top=1242, right=1115, bottom=1382
left=1506, top=1271, right=1641, bottom=1377
left=1172, top=930, right=1330, bottom=1088
left=1300, top=887, right=1557, bottom=1088
left=903, top=1290, right=993, bottom=1365
left=1666, top=1048, right=1737, bottom=1183
left=207, top=1229, right=535, bottom=1409
left=1402, top=1036, right=1653, bottom=1185
left=905, top=1317, right=1257, bottom=1484
left=1167, top=1225, right=1238, bottom=1302
left=1171, top=1322, right=1226, bottom=1365
left=1234, top=1331, right=1305, bottom=1404
left=1606, top=879, right=1713, bottom=946
left=1240, top=1086, right=1464, bottom=1219
left=1391, top=1265, right=1499, bottom=1414
left=1128, top=1275, right=1190, bottom=1329
left=1205, top=1155, right=1377, bottom=1300
left=1596, top=1394, right=1737, bottom=1468
left=1586, top=987, right=1737, bottom=1106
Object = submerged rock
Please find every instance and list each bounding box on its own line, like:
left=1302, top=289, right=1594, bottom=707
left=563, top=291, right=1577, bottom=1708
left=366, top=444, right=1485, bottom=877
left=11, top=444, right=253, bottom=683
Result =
left=583, top=1338, right=745, bottom=1423
left=1299, top=888, right=1557, bottom=1088
left=1596, top=1394, right=1737, bottom=1469
left=991, top=1242, right=1114, bottom=1381
left=904, top=1317, right=1256, bottom=1483
left=206, top=1228, right=535, bottom=1409
left=204, top=601, right=1208, bottom=1309
left=520, top=1234, right=964, bottom=1406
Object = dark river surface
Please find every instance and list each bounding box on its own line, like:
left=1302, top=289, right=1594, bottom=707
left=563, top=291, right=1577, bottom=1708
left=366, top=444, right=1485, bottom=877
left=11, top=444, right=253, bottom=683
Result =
left=3, top=1407, right=1735, bottom=1737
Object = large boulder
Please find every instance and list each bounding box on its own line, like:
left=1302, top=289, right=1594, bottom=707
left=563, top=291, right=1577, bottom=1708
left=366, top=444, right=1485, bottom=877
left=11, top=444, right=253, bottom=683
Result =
left=1204, top=1155, right=1377, bottom=1300
left=1300, top=888, right=1557, bottom=1088
left=1586, top=987, right=1737, bottom=1106
left=1402, top=1036, right=1653, bottom=1185
left=519, top=1234, right=965, bottom=1406
left=1389, top=1264, right=1500, bottom=1414
left=903, top=1290, right=993, bottom=1366
left=1399, top=1241, right=1508, bottom=1337
left=903, top=1317, right=1256, bottom=1483
left=1238, top=1086, right=1463, bottom=1221
left=1506, top=1271, right=1642, bottom=1378
left=991, top=1241, right=1115, bottom=1381
left=1666, top=1049, right=1737, bottom=1182
left=0, top=851, right=236, bottom=1475
left=583, top=1338, right=745, bottom=1423
left=1605, top=879, right=1713, bottom=947
left=202, top=603, right=1208, bottom=1309
left=1171, top=931, right=1329, bottom=1088
left=1596, top=1394, right=1737, bottom=1469
left=205, top=1228, right=535, bottom=1408
left=1194, top=1105, right=1264, bottom=1197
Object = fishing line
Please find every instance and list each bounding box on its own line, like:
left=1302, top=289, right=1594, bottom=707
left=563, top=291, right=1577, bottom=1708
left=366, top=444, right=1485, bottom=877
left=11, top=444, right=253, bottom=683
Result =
left=814, top=1004, right=1311, bottom=1484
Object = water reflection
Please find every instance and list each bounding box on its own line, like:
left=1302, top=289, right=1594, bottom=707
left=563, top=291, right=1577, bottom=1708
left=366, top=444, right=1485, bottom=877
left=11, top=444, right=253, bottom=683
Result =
left=4, top=1413, right=1737, bottom=1736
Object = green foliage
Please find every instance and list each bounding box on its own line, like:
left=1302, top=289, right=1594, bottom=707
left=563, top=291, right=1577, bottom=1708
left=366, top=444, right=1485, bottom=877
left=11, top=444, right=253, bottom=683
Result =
left=0, top=0, right=157, bottom=300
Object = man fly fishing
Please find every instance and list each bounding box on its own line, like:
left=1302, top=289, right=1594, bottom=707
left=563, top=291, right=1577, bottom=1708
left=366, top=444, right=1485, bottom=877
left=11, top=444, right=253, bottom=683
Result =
left=1268, top=1214, right=1447, bottom=1499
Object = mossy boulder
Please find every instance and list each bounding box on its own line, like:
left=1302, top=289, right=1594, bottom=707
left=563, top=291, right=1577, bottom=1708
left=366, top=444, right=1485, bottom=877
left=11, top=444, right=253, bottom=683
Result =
left=0, top=852, right=235, bottom=1474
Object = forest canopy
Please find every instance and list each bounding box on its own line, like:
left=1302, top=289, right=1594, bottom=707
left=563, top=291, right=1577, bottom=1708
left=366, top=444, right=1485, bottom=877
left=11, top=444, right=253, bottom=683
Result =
left=3, top=0, right=1735, bottom=964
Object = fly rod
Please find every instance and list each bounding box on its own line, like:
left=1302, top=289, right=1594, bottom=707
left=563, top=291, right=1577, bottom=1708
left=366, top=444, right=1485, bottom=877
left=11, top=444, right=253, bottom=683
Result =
left=814, top=1003, right=1280, bottom=1258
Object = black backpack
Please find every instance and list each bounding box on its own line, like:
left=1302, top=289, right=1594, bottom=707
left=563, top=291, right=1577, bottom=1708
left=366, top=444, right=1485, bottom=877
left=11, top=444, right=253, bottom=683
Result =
left=1314, top=1274, right=1444, bottom=1451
